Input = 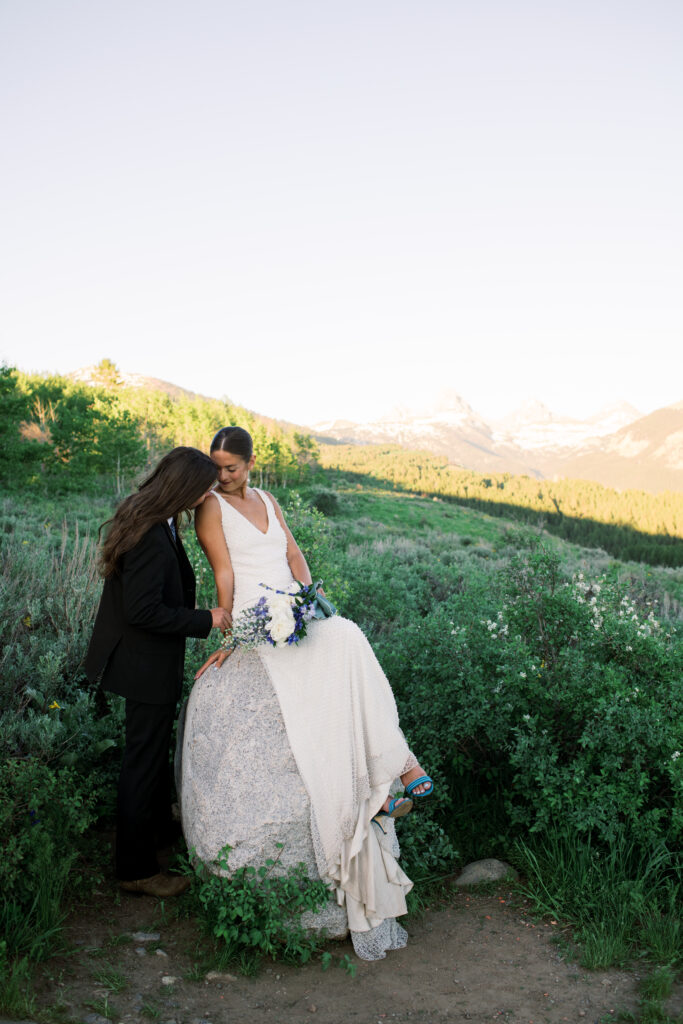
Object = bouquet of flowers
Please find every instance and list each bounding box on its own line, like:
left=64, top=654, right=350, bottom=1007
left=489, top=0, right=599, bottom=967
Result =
left=221, top=580, right=336, bottom=652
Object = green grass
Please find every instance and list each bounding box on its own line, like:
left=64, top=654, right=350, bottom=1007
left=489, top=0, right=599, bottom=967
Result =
left=513, top=831, right=682, bottom=970
left=325, top=485, right=508, bottom=543
left=90, top=963, right=128, bottom=993
left=0, top=951, right=36, bottom=1019
left=614, top=964, right=683, bottom=1023
left=140, top=1001, right=162, bottom=1019
left=84, top=996, right=118, bottom=1020
left=301, top=483, right=683, bottom=611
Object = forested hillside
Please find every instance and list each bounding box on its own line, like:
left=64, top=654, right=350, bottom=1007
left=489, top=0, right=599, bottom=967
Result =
left=0, top=364, right=318, bottom=493
left=319, top=443, right=683, bottom=566
left=1, top=362, right=681, bottom=566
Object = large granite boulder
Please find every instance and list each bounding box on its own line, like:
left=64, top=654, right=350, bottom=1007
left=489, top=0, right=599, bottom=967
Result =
left=176, top=648, right=348, bottom=939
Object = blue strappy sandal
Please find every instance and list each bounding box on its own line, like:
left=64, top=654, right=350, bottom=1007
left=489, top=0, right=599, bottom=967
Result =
left=371, top=796, right=413, bottom=831
left=405, top=775, right=434, bottom=799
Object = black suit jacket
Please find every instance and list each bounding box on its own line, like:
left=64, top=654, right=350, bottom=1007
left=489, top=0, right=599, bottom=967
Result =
left=84, top=522, right=213, bottom=704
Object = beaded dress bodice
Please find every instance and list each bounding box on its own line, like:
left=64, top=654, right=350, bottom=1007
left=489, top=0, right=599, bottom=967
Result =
left=212, top=489, right=295, bottom=616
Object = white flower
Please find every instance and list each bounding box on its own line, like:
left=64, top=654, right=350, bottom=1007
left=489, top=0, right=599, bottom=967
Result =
left=523, top=713, right=531, bottom=721
left=519, top=671, right=527, bottom=678
left=267, top=594, right=297, bottom=645
left=672, top=751, right=681, bottom=761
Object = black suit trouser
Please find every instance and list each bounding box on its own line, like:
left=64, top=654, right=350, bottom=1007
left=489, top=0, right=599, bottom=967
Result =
left=116, top=698, right=177, bottom=880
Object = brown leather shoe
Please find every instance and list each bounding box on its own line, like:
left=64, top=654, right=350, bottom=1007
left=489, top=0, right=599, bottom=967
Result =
left=119, top=872, right=190, bottom=897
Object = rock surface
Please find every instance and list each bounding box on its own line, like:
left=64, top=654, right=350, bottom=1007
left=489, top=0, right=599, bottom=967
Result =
left=454, top=858, right=518, bottom=886
left=205, top=970, right=238, bottom=983
left=177, top=649, right=348, bottom=940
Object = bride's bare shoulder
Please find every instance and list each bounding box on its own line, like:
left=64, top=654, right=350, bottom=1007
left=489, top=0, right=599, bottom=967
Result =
left=262, top=489, right=282, bottom=512
left=195, top=491, right=222, bottom=528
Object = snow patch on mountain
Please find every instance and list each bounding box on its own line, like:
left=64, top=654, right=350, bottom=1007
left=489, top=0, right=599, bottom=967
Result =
left=492, top=400, right=642, bottom=452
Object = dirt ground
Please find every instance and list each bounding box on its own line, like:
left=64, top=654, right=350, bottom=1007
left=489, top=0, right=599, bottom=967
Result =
left=31, top=860, right=683, bottom=1024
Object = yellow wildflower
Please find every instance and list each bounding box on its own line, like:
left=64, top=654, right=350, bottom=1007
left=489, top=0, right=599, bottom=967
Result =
left=49, top=701, right=61, bottom=710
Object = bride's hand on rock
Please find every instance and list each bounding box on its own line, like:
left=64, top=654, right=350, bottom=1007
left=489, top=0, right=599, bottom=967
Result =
left=195, top=647, right=233, bottom=680
left=210, top=607, right=231, bottom=630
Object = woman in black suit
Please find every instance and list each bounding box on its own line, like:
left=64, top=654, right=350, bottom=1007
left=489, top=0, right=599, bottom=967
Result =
left=86, top=447, right=230, bottom=897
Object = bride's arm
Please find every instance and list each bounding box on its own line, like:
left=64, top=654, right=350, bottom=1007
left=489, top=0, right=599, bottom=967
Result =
left=193, top=495, right=236, bottom=679
left=195, top=494, right=235, bottom=613
left=265, top=492, right=313, bottom=585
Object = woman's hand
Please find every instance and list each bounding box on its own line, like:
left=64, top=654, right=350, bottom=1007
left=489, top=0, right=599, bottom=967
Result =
left=194, top=647, right=233, bottom=680
left=210, top=607, right=231, bottom=630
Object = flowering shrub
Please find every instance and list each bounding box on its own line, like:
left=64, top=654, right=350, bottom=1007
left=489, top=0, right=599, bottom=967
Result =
left=382, top=546, right=683, bottom=859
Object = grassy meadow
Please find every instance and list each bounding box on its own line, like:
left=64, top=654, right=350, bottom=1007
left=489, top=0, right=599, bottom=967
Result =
left=1, top=365, right=682, bottom=1017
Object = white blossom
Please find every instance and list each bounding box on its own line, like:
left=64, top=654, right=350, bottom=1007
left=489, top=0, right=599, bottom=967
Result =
left=268, top=594, right=297, bottom=645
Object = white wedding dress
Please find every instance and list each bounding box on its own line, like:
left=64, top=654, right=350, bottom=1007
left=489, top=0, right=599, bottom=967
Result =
left=214, top=488, right=417, bottom=960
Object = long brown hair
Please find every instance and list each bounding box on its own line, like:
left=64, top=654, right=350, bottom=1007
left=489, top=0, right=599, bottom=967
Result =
left=99, top=446, right=217, bottom=577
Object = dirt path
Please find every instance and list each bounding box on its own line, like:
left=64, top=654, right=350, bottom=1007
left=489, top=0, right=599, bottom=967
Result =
left=32, top=880, right=682, bottom=1024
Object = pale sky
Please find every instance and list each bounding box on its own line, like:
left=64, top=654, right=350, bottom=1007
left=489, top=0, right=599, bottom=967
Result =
left=1, top=1, right=682, bottom=426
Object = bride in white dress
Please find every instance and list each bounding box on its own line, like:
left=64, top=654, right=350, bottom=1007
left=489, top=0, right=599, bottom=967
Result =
left=192, top=427, right=433, bottom=961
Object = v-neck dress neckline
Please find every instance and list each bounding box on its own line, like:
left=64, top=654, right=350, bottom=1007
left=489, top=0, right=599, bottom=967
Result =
left=215, top=488, right=270, bottom=536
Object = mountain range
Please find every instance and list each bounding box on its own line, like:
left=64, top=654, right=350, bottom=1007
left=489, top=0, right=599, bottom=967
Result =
left=68, top=367, right=682, bottom=494
left=313, top=391, right=683, bottom=494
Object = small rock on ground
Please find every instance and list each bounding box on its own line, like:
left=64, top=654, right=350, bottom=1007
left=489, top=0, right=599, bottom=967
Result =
left=454, top=858, right=518, bottom=886
left=205, top=970, right=238, bottom=983
left=130, top=931, right=161, bottom=942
